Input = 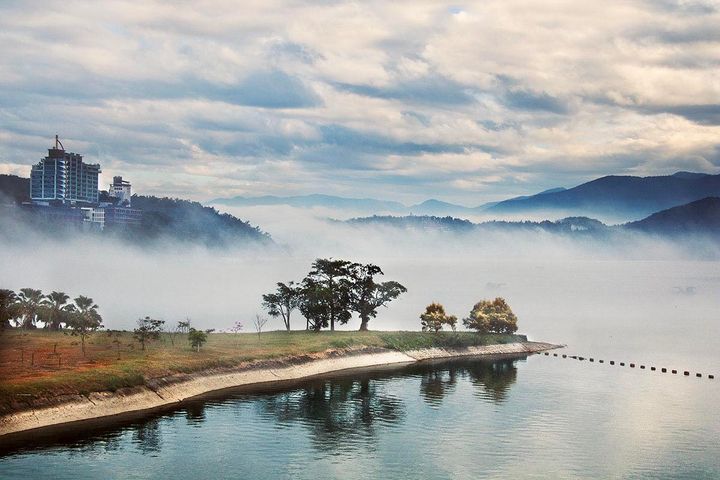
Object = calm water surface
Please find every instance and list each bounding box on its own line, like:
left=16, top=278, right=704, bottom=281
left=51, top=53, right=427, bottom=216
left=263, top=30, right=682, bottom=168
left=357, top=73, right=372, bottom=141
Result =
left=1, top=354, right=718, bottom=479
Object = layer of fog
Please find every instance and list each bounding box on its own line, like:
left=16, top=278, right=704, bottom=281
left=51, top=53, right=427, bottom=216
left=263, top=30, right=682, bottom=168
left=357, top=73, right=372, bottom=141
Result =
left=1, top=203, right=719, bottom=371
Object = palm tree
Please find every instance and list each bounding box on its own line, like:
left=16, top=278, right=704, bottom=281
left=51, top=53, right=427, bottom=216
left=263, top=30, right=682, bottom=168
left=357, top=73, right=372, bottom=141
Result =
left=44, top=291, right=70, bottom=331
left=17, top=288, right=44, bottom=329
left=0, top=289, right=17, bottom=329
left=68, top=296, right=103, bottom=356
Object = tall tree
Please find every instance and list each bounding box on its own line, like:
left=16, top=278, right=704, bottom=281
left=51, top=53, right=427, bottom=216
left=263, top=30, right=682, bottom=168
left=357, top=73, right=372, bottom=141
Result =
left=348, top=263, right=407, bottom=331
left=0, top=289, right=17, bottom=329
left=16, top=288, right=44, bottom=329
left=304, top=258, right=354, bottom=331
left=66, top=296, right=103, bottom=356
left=133, top=316, right=165, bottom=350
left=262, top=281, right=302, bottom=331
left=43, top=291, right=71, bottom=331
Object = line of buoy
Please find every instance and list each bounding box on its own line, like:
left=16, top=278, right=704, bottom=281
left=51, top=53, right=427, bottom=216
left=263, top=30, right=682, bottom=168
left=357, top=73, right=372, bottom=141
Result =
left=541, top=351, right=714, bottom=380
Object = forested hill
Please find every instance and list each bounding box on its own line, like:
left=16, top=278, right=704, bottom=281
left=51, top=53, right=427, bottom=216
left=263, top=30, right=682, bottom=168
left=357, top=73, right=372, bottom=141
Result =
left=0, top=174, right=29, bottom=204
left=128, top=195, right=271, bottom=246
left=346, top=214, right=609, bottom=235
left=0, top=174, right=271, bottom=247
left=625, top=197, right=720, bottom=236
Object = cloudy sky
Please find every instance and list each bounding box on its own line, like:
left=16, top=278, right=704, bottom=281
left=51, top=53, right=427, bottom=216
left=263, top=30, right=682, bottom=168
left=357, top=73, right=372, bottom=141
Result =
left=1, top=0, right=719, bottom=204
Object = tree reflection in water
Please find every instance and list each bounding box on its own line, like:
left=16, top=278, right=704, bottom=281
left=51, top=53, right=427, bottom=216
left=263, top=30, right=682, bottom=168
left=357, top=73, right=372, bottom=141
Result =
left=261, top=377, right=405, bottom=453
left=419, top=357, right=519, bottom=405
left=131, top=418, right=162, bottom=455
left=420, top=365, right=459, bottom=406
left=465, top=358, right=518, bottom=403
left=184, top=401, right=207, bottom=425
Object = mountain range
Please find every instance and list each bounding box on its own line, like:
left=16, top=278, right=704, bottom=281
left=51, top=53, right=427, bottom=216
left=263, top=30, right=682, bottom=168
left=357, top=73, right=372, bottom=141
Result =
left=345, top=197, right=720, bottom=238
left=212, top=172, right=720, bottom=222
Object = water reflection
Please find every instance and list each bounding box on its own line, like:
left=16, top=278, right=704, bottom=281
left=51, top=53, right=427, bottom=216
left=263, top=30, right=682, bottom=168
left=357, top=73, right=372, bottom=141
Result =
left=420, top=365, right=459, bottom=406
left=185, top=402, right=207, bottom=425
left=131, top=418, right=162, bottom=455
left=418, top=357, right=519, bottom=405
left=465, top=358, right=518, bottom=403
left=261, top=377, right=405, bottom=453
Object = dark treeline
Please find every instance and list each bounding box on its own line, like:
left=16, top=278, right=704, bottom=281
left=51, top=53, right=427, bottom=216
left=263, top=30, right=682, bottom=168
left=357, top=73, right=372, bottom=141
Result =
left=262, top=258, right=407, bottom=332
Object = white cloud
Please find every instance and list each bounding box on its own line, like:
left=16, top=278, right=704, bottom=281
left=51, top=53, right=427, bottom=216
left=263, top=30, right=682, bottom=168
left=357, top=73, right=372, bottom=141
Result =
left=1, top=0, right=719, bottom=203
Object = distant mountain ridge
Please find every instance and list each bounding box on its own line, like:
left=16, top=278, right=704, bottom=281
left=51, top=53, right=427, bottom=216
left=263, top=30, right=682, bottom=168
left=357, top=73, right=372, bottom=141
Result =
left=485, top=172, right=720, bottom=221
left=212, top=187, right=569, bottom=216
left=213, top=172, right=720, bottom=222
left=345, top=197, right=720, bottom=238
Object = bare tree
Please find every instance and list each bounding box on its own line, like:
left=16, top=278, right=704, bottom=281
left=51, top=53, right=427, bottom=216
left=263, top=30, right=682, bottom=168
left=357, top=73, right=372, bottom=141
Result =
left=253, top=314, right=268, bottom=338
left=231, top=320, right=244, bottom=348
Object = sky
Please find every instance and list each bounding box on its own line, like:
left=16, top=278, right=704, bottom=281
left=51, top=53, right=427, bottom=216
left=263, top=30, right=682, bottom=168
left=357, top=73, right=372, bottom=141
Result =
left=1, top=0, right=719, bottom=205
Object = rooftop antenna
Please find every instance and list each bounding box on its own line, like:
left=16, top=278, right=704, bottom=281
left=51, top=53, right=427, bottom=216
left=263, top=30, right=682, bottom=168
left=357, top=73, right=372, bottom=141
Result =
left=55, top=134, right=64, bottom=150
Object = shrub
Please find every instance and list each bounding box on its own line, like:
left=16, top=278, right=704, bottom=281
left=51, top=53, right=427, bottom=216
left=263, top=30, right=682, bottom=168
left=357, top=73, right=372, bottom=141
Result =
left=463, top=298, right=518, bottom=334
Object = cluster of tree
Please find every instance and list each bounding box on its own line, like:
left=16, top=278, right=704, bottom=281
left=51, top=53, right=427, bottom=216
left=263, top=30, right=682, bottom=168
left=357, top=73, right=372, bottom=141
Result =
left=420, top=297, right=518, bottom=334
left=262, top=258, right=407, bottom=332
left=1, top=288, right=104, bottom=355
left=0, top=288, right=102, bottom=330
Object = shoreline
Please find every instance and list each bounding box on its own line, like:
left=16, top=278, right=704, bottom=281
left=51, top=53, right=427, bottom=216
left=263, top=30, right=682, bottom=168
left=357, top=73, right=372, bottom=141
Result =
left=0, top=341, right=560, bottom=439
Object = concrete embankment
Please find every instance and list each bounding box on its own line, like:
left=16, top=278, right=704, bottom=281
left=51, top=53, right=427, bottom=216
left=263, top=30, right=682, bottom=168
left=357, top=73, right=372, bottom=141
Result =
left=0, top=341, right=559, bottom=438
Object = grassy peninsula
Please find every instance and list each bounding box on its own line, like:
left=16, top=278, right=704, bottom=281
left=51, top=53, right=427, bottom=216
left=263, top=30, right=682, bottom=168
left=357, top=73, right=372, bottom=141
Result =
left=0, top=329, right=526, bottom=415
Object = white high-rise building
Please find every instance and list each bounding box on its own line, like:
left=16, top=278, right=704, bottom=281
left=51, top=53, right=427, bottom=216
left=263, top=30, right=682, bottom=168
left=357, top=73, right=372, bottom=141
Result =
left=30, top=136, right=101, bottom=205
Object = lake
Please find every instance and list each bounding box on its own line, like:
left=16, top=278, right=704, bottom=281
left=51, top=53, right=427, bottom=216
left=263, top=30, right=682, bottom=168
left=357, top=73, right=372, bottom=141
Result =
left=1, top=353, right=718, bottom=479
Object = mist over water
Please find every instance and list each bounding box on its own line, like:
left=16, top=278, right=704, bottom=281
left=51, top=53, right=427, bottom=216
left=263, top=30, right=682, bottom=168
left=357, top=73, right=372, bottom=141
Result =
left=1, top=204, right=719, bottom=372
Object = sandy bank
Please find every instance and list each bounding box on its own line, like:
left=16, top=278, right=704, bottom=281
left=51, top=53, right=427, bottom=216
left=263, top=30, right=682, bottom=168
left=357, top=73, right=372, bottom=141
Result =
left=0, top=341, right=559, bottom=438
